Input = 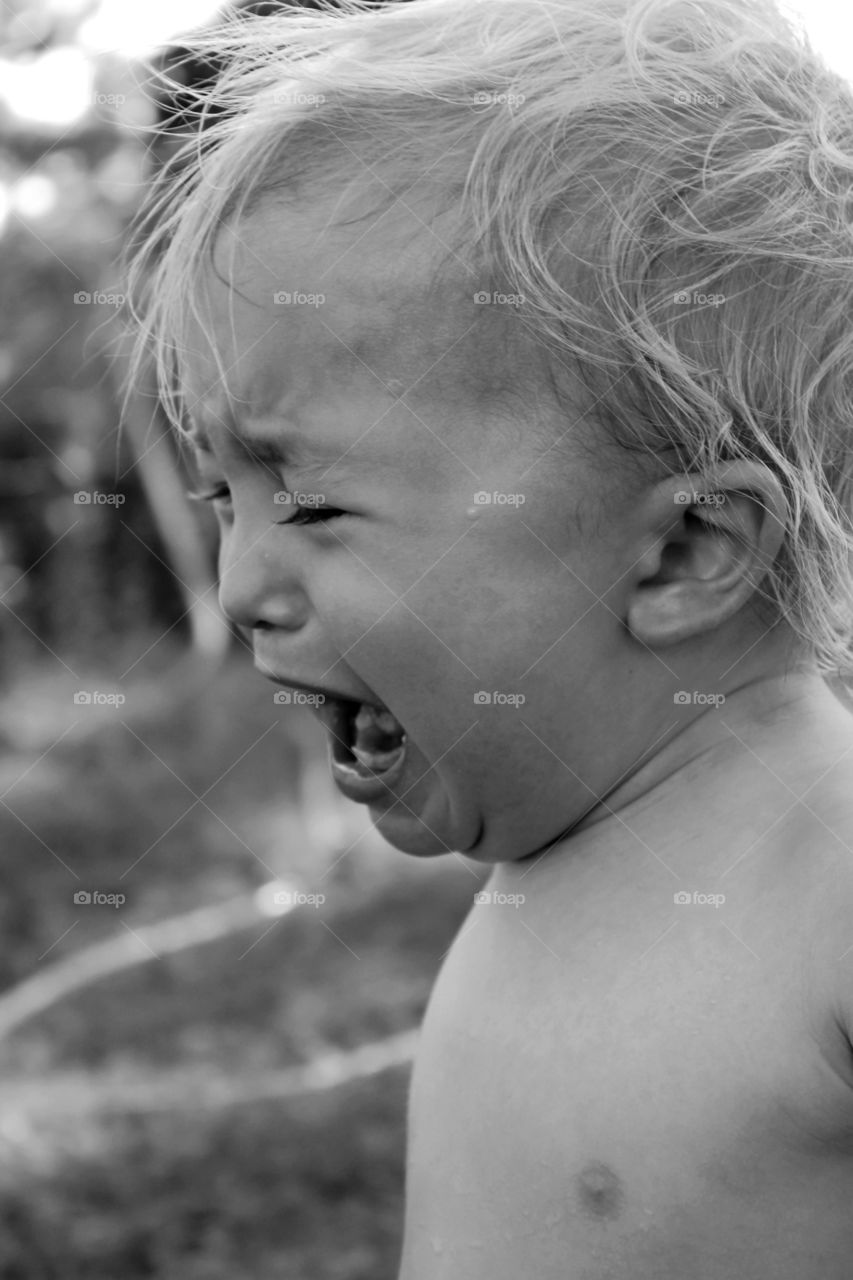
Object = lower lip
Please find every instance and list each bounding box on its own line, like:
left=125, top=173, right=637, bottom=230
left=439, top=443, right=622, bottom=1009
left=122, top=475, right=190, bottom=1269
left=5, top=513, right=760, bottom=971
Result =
left=327, top=740, right=410, bottom=804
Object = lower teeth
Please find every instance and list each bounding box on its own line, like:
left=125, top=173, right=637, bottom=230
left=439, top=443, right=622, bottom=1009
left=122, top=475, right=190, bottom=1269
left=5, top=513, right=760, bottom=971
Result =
left=351, top=743, right=406, bottom=773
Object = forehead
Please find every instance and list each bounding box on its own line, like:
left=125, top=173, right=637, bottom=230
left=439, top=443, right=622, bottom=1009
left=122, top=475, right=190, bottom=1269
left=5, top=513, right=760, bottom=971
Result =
left=182, top=179, right=537, bottom=444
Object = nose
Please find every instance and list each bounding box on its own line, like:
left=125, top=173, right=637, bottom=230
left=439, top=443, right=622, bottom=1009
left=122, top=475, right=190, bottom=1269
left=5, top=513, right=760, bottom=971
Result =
left=217, top=528, right=309, bottom=632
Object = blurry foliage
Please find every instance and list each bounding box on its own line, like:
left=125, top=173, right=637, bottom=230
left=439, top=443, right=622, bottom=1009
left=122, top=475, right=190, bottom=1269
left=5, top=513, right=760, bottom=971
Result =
left=0, top=1, right=224, bottom=674
left=0, top=654, right=477, bottom=1279
left=0, top=8, right=467, bottom=1278
left=0, top=1076, right=409, bottom=1280
left=0, top=0, right=419, bottom=676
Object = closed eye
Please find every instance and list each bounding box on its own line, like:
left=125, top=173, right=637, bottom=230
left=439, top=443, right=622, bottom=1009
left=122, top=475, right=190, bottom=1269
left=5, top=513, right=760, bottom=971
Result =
left=186, top=485, right=346, bottom=526
left=186, top=483, right=231, bottom=505
left=280, top=504, right=347, bottom=526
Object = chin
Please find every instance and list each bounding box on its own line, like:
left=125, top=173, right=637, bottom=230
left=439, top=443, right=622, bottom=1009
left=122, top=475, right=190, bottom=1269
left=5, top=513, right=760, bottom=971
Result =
left=362, top=777, right=487, bottom=857
left=370, top=808, right=458, bottom=857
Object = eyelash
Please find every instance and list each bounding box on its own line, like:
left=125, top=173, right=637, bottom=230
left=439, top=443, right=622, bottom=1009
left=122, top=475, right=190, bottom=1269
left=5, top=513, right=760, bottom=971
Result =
left=186, top=484, right=346, bottom=526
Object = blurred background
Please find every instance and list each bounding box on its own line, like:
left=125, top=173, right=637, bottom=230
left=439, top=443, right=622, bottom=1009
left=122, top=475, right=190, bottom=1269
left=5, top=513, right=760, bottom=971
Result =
left=0, top=0, right=850, bottom=1277
left=0, top=2, right=483, bottom=1276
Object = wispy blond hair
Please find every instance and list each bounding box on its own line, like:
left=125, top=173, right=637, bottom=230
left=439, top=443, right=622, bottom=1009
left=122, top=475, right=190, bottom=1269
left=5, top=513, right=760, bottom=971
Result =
left=123, top=0, right=853, bottom=678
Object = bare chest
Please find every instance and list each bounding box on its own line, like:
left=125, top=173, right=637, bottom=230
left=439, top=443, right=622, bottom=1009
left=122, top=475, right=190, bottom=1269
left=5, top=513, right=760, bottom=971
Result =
left=398, top=860, right=853, bottom=1279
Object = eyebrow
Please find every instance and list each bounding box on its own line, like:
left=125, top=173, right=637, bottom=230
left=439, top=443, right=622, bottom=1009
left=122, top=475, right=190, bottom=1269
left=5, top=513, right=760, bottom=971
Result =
left=237, top=433, right=291, bottom=466
left=186, top=412, right=308, bottom=469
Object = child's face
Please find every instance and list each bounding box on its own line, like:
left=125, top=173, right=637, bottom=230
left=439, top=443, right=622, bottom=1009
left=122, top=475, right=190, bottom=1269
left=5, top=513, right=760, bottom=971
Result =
left=184, top=183, right=646, bottom=862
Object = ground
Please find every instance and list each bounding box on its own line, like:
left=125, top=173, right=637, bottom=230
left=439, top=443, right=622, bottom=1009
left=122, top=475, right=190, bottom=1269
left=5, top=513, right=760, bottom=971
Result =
left=0, top=646, right=479, bottom=1279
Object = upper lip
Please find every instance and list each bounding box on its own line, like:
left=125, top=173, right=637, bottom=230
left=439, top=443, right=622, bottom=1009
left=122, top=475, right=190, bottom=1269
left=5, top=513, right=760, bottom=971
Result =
left=257, top=667, right=379, bottom=708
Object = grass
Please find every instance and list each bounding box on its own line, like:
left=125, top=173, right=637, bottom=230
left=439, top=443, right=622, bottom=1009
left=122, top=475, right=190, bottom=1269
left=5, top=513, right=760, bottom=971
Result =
left=0, top=644, right=480, bottom=1278
left=0, top=1076, right=410, bottom=1280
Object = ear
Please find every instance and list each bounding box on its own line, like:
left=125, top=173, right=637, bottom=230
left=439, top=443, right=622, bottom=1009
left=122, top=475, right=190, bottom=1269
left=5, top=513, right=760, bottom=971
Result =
left=625, top=462, right=788, bottom=648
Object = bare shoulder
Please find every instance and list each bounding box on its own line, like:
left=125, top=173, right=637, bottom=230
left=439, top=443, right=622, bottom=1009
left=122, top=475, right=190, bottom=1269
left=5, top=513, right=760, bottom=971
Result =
left=772, top=749, right=853, bottom=1108
left=797, top=798, right=853, bottom=1041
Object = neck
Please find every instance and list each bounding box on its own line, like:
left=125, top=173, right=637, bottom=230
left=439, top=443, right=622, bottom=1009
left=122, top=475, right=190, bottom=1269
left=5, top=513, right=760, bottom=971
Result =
left=522, top=667, right=853, bottom=870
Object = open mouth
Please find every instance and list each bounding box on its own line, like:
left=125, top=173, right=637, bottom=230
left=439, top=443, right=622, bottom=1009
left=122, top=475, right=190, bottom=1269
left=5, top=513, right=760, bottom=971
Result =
left=261, top=664, right=411, bottom=802
left=320, top=697, right=408, bottom=780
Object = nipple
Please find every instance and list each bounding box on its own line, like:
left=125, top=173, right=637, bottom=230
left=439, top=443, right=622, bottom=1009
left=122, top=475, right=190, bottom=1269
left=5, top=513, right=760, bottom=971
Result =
left=576, top=1162, right=625, bottom=1221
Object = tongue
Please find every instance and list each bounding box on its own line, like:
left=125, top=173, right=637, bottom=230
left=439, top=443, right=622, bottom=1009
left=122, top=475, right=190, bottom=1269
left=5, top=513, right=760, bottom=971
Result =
left=350, top=703, right=407, bottom=774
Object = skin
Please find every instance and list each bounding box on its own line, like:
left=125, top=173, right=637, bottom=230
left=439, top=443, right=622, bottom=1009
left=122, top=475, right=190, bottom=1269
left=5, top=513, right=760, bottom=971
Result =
left=179, top=175, right=853, bottom=1277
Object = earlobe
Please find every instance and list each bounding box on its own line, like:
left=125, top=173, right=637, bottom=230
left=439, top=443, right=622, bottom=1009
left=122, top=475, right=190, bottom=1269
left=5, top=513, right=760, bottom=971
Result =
left=625, top=462, right=789, bottom=649
left=628, top=574, right=760, bottom=647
